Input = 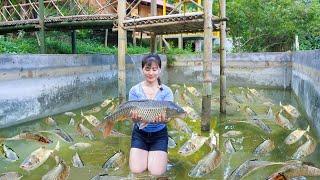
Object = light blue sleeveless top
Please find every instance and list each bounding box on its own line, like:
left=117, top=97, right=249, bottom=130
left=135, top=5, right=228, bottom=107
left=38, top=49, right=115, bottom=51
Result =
left=128, top=82, right=173, bottom=132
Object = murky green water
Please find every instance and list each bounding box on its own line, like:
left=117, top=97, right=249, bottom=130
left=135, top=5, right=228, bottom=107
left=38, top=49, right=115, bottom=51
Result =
left=0, top=85, right=319, bottom=179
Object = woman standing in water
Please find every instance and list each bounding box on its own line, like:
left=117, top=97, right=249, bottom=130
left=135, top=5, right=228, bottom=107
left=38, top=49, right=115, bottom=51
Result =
left=129, top=54, right=173, bottom=176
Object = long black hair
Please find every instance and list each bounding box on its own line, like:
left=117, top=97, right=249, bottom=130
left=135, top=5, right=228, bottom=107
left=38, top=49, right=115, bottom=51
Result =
left=142, top=54, right=163, bottom=91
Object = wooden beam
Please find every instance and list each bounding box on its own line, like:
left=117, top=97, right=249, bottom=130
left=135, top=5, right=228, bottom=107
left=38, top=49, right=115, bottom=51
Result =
left=117, top=0, right=127, bottom=103
left=220, top=0, right=227, bottom=113
left=201, top=0, right=213, bottom=131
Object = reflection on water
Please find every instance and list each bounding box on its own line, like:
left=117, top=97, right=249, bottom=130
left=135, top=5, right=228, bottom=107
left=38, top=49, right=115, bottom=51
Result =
left=0, top=85, right=319, bottom=180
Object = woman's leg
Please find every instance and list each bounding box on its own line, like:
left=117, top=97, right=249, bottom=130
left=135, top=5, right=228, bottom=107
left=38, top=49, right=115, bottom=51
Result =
left=148, top=151, right=168, bottom=176
left=129, top=148, right=148, bottom=173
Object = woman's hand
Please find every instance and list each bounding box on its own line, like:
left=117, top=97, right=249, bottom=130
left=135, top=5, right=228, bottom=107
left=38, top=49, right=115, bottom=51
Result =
left=154, top=112, right=166, bottom=123
left=130, top=110, right=142, bottom=122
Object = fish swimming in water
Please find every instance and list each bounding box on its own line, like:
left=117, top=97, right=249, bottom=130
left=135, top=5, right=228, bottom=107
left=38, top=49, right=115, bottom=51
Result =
left=99, top=100, right=186, bottom=137
left=172, top=118, right=193, bottom=136
left=40, top=128, right=73, bottom=143
left=227, top=159, right=286, bottom=180
left=42, top=160, right=70, bottom=180
left=102, top=151, right=126, bottom=172
left=77, top=123, right=95, bottom=140
left=280, top=102, right=300, bottom=118
left=0, top=172, right=22, bottom=180
left=284, top=126, right=310, bottom=145
left=1, top=144, right=19, bottom=162
left=188, top=149, right=222, bottom=177
left=72, top=152, right=84, bottom=168
left=267, top=161, right=320, bottom=179
left=0, top=131, right=52, bottom=144
left=179, top=134, right=209, bottom=156
left=253, top=139, right=275, bottom=156
left=275, top=111, right=294, bottom=130
left=20, top=141, right=60, bottom=171
left=81, top=111, right=101, bottom=127
left=292, top=134, right=316, bottom=159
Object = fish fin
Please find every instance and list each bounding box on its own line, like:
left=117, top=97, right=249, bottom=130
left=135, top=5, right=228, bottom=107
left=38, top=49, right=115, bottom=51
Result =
left=81, top=110, right=84, bottom=117
left=306, top=125, right=310, bottom=132
left=103, top=121, right=115, bottom=138
left=54, top=141, right=60, bottom=151
left=138, top=123, right=148, bottom=130
left=279, top=101, right=283, bottom=107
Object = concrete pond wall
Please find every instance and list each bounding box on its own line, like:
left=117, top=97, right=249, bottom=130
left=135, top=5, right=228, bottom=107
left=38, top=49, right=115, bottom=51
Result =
left=170, top=52, right=292, bottom=88
left=171, top=50, right=320, bottom=137
left=291, top=50, right=320, bottom=136
left=0, top=50, right=319, bottom=137
left=0, top=54, right=168, bottom=128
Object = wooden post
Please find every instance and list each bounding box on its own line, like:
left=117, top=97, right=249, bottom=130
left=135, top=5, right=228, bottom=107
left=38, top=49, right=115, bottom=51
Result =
left=159, top=35, right=163, bottom=52
left=150, top=0, right=157, bottom=53
left=140, top=31, right=143, bottom=46
left=71, top=30, right=76, bottom=54
left=118, top=0, right=127, bottom=103
left=178, top=35, right=183, bottom=49
left=39, top=0, right=45, bottom=53
left=220, top=0, right=226, bottom=113
left=132, top=30, right=136, bottom=46
left=201, top=0, right=213, bottom=131
left=105, top=29, right=108, bottom=47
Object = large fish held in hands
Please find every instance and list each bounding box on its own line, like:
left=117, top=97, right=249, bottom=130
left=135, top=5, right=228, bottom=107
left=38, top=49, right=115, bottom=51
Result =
left=99, top=100, right=186, bottom=137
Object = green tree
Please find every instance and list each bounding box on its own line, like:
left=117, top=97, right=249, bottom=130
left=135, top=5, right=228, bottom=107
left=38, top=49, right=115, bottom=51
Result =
left=226, top=0, right=320, bottom=52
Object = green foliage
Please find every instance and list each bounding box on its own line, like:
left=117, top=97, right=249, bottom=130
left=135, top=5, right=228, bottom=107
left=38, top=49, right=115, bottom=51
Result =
left=0, top=32, right=149, bottom=55
left=227, top=0, right=320, bottom=52
left=0, top=36, right=39, bottom=54
left=165, top=47, right=195, bottom=67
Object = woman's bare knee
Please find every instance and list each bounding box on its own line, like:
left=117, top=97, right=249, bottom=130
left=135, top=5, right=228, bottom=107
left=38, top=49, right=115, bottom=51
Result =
left=130, top=166, right=147, bottom=174
left=129, top=148, right=148, bottom=174
left=148, top=151, right=167, bottom=176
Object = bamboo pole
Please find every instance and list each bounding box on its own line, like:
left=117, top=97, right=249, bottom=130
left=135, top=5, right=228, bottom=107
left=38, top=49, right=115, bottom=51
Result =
left=39, top=0, right=45, bottom=53
left=220, top=0, right=226, bottom=113
left=117, top=0, right=127, bottom=103
left=150, top=0, right=157, bottom=53
left=132, top=30, right=136, bottom=46
left=178, top=34, right=183, bottom=49
left=201, top=0, right=212, bottom=131
left=163, top=0, right=167, bottom=15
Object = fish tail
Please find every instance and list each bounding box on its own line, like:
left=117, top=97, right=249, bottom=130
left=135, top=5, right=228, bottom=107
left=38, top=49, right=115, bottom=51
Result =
left=101, top=121, right=115, bottom=138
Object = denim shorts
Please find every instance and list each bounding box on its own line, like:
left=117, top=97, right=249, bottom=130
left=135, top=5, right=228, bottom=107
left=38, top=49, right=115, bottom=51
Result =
left=131, top=125, right=168, bottom=152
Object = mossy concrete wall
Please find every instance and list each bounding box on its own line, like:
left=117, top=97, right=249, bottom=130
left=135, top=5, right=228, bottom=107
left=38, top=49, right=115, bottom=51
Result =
left=170, top=52, right=292, bottom=88
left=0, top=54, right=167, bottom=128
left=291, top=50, right=320, bottom=137
left=171, top=50, right=320, bottom=137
